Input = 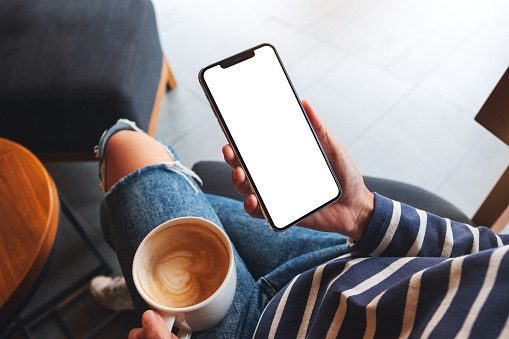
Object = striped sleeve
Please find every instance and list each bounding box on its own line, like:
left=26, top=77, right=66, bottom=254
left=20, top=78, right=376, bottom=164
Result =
left=253, top=193, right=509, bottom=339
left=352, top=193, right=509, bottom=258
left=254, top=247, right=509, bottom=339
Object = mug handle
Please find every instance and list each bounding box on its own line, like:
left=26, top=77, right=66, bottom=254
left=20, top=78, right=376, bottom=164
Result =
left=161, top=313, right=192, bottom=339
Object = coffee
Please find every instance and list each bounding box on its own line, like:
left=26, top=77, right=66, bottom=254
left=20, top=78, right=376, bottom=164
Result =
left=139, top=223, right=229, bottom=308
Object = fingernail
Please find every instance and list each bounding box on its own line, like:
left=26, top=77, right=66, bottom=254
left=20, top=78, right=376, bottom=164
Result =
left=143, top=310, right=158, bottom=326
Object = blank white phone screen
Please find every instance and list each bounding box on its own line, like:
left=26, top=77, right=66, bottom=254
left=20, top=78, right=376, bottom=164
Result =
left=203, top=45, right=340, bottom=229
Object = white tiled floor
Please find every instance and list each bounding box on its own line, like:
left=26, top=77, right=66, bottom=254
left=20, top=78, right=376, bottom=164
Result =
left=151, top=0, right=509, bottom=225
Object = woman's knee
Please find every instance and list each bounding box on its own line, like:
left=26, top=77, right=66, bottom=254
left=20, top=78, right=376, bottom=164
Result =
left=104, top=130, right=173, bottom=191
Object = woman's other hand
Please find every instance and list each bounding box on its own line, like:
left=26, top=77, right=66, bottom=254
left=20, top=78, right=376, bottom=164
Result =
left=128, top=310, right=177, bottom=339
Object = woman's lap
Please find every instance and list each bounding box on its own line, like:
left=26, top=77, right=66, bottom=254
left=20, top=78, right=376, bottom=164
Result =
left=100, top=164, right=349, bottom=338
left=206, top=194, right=349, bottom=289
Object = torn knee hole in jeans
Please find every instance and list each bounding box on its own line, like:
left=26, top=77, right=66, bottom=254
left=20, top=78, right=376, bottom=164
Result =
left=164, top=161, right=203, bottom=194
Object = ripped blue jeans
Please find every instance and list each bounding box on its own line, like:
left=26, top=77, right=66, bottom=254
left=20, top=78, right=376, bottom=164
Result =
left=97, top=120, right=350, bottom=338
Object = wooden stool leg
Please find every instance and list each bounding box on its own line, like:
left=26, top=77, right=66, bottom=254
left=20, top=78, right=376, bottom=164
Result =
left=473, top=165, right=509, bottom=233
left=148, top=54, right=177, bottom=136
left=473, top=67, right=509, bottom=233
left=165, top=56, right=177, bottom=90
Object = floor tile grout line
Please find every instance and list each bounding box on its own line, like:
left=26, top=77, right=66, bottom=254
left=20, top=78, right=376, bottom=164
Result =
left=403, top=20, right=509, bottom=116
left=382, top=14, right=462, bottom=75
left=432, top=132, right=486, bottom=195
left=345, top=82, right=418, bottom=150
left=381, top=0, right=496, bottom=75
left=292, top=53, right=351, bottom=94
left=303, top=0, right=395, bottom=43
left=169, top=116, right=217, bottom=149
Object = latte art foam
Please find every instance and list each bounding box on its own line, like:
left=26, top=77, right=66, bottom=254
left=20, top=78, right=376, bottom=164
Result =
left=141, top=224, right=229, bottom=308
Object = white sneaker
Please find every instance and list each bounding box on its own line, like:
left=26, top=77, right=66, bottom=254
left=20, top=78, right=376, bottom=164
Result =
left=89, top=276, right=135, bottom=311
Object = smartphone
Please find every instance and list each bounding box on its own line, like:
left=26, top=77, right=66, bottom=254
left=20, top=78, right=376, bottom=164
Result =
left=199, top=43, right=341, bottom=231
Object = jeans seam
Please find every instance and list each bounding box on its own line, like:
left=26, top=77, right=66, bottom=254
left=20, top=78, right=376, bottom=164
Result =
left=258, top=277, right=277, bottom=307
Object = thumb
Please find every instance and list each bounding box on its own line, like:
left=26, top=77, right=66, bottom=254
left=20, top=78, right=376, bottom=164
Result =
left=301, top=99, right=337, bottom=151
left=142, top=310, right=176, bottom=339
left=301, top=100, right=331, bottom=143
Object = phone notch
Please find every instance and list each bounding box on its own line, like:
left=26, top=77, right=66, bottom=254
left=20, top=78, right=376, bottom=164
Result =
left=220, top=49, right=255, bottom=69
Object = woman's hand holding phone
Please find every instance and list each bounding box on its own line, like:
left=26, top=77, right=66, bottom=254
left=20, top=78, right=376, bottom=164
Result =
left=223, top=100, right=374, bottom=241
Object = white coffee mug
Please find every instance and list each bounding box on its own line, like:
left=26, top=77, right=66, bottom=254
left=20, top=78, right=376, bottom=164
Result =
left=132, top=217, right=236, bottom=338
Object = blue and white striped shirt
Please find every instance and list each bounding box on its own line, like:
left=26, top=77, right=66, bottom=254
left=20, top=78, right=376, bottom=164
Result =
left=253, top=194, right=509, bottom=338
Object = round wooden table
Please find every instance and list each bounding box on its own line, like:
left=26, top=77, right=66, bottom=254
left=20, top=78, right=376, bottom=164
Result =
left=0, top=137, right=59, bottom=327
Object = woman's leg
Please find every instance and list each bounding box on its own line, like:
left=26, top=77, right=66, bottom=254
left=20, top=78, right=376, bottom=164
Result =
left=102, top=129, right=174, bottom=192
left=97, top=121, right=261, bottom=338
left=207, top=195, right=351, bottom=294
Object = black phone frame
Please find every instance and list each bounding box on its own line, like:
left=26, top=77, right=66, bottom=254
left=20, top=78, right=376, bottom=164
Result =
left=198, top=43, right=342, bottom=231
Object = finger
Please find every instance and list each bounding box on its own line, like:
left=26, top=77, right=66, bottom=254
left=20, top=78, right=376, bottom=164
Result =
left=142, top=311, right=174, bottom=339
left=232, top=167, right=253, bottom=196
left=244, top=194, right=264, bottom=219
left=224, top=146, right=255, bottom=196
left=302, top=99, right=346, bottom=155
left=301, top=100, right=327, bottom=138
left=222, top=144, right=240, bottom=169
left=129, top=328, right=144, bottom=339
